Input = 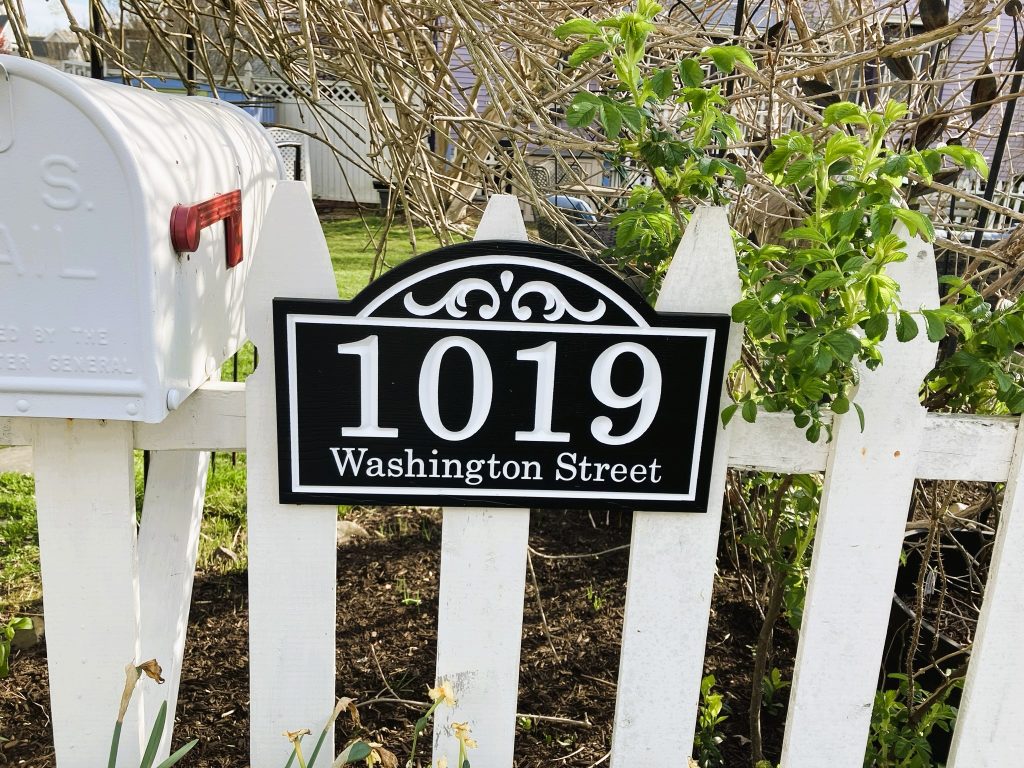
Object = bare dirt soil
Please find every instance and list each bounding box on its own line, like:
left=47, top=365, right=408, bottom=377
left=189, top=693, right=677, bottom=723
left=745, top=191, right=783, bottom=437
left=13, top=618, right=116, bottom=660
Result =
left=0, top=507, right=792, bottom=767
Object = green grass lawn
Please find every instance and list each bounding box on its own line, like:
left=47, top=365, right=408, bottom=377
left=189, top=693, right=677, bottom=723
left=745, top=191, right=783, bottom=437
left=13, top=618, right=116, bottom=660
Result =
left=0, top=215, right=443, bottom=612
left=324, top=215, right=444, bottom=298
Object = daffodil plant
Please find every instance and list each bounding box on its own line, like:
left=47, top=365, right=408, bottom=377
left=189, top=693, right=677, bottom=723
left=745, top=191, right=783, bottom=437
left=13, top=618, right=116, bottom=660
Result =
left=108, top=660, right=197, bottom=768
left=408, top=681, right=458, bottom=767
left=281, top=696, right=381, bottom=768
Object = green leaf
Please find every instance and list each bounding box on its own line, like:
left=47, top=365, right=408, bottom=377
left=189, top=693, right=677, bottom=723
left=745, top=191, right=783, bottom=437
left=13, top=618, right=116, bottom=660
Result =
left=938, top=145, right=990, bottom=179
left=677, top=59, right=705, bottom=87
left=824, top=331, right=861, bottom=362
left=599, top=101, right=623, bottom=138
left=338, top=741, right=372, bottom=764
left=833, top=208, right=863, bottom=236
left=806, top=422, right=821, bottom=442
left=801, top=377, right=827, bottom=401
left=721, top=403, right=739, bottom=426
left=554, top=18, right=601, bottom=39
left=741, top=399, right=758, bottom=423
left=827, top=184, right=860, bottom=208
left=870, top=205, right=895, bottom=242
left=650, top=68, right=675, bottom=99
left=108, top=720, right=124, bottom=768
left=864, top=312, right=889, bottom=340
left=896, top=311, right=919, bottom=342
left=787, top=292, right=820, bottom=316
left=782, top=226, right=827, bottom=243
left=704, top=45, right=756, bottom=73
left=893, top=208, right=936, bottom=241
left=823, top=101, right=865, bottom=126
left=793, top=412, right=811, bottom=428
left=806, top=270, right=846, bottom=292
left=883, top=100, right=909, bottom=123
left=854, top=402, right=866, bottom=431
left=9, top=618, right=31, bottom=631
left=140, top=701, right=168, bottom=768
left=921, top=309, right=947, bottom=342
left=154, top=740, right=199, bottom=768
left=568, top=40, right=610, bottom=67
left=783, top=158, right=815, bottom=185
left=812, top=347, right=834, bottom=375
left=566, top=92, right=599, bottom=127
left=618, top=104, right=644, bottom=132
left=732, top=297, right=760, bottom=322
left=719, top=158, right=747, bottom=187
left=880, top=154, right=911, bottom=177
left=832, top=396, right=850, bottom=414
left=762, top=147, right=790, bottom=176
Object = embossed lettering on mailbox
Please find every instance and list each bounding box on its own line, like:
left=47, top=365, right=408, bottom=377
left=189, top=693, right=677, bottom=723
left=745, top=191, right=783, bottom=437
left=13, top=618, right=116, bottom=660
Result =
left=275, top=241, right=730, bottom=512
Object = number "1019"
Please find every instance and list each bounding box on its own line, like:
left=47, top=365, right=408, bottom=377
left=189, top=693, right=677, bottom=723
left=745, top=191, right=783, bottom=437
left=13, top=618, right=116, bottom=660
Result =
left=339, top=335, right=663, bottom=446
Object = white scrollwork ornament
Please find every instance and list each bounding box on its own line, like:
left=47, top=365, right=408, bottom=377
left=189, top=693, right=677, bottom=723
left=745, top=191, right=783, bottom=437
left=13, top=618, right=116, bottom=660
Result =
left=511, top=281, right=606, bottom=322
left=402, top=270, right=606, bottom=322
left=403, top=278, right=500, bottom=319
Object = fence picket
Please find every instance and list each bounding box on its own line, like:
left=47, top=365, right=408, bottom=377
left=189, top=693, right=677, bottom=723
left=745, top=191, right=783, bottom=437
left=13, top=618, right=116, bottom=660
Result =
left=136, top=449, right=210, bottom=761
left=32, top=419, right=143, bottom=765
left=947, top=412, right=1024, bottom=766
left=245, top=182, right=340, bottom=766
left=781, top=228, right=940, bottom=767
left=432, top=195, right=531, bottom=768
left=610, top=206, right=742, bottom=765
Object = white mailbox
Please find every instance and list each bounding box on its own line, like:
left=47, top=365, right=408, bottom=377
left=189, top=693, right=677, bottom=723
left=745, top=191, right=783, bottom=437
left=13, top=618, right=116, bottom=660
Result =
left=0, top=55, right=283, bottom=422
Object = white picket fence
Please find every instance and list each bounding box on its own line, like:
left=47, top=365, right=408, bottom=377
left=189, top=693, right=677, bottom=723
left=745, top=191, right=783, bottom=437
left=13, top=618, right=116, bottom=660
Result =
left=3, top=186, right=1024, bottom=767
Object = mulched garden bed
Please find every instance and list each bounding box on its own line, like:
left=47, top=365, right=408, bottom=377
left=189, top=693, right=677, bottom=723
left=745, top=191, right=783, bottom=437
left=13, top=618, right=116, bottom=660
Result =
left=0, top=507, right=793, bottom=767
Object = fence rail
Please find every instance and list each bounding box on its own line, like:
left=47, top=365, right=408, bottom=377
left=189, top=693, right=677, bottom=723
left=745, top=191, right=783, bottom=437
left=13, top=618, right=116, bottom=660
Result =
left=2, top=394, right=1018, bottom=482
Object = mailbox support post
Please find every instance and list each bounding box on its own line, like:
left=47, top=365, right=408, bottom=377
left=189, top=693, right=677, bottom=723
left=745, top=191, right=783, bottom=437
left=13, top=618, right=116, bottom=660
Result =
left=33, top=418, right=145, bottom=766
left=31, top=421, right=212, bottom=768
left=137, top=448, right=211, bottom=761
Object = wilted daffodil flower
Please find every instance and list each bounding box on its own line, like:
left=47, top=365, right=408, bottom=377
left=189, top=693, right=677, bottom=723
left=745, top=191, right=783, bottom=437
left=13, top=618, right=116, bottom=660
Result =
left=428, top=680, right=456, bottom=708
left=452, top=721, right=478, bottom=750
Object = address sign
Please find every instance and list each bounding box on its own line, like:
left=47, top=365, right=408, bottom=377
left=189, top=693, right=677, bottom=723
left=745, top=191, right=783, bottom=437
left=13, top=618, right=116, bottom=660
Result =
left=274, top=241, right=729, bottom=511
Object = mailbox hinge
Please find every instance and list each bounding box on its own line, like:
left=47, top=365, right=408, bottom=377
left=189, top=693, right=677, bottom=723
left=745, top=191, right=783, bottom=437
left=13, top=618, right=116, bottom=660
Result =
left=0, top=61, right=12, bottom=153
left=170, top=190, right=244, bottom=268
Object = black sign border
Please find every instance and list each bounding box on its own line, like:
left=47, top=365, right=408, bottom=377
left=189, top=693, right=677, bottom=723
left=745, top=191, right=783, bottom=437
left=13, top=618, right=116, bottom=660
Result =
left=273, top=240, right=731, bottom=512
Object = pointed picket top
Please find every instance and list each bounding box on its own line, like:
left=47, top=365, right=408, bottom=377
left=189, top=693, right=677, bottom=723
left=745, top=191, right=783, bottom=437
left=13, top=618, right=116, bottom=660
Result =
left=433, top=194, right=531, bottom=768
left=473, top=194, right=529, bottom=241
left=244, top=181, right=337, bottom=351
left=781, top=227, right=940, bottom=766
left=611, top=204, right=742, bottom=766
left=245, top=181, right=339, bottom=766
left=657, top=206, right=740, bottom=315
left=890, top=223, right=941, bottom=338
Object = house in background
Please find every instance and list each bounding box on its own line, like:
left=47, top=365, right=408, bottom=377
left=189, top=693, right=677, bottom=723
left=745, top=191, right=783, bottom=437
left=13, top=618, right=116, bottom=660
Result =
left=27, top=29, right=82, bottom=65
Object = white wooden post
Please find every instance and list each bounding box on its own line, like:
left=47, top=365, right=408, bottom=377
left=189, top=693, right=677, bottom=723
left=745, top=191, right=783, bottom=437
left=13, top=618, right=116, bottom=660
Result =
left=781, top=229, right=940, bottom=766
left=32, top=418, right=144, bottom=765
left=137, top=448, right=211, bottom=760
left=432, top=195, right=531, bottom=768
left=246, top=181, right=340, bottom=766
left=609, top=206, right=742, bottom=765
left=947, top=412, right=1024, bottom=767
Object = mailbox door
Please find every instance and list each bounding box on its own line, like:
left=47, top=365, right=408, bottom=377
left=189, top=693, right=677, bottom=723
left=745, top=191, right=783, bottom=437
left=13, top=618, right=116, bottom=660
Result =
left=0, top=58, right=155, bottom=421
